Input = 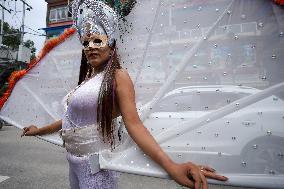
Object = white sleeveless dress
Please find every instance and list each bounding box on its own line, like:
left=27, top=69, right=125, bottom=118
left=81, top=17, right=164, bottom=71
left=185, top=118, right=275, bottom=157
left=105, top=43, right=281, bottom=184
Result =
left=61, top=71, right=119, bottom=189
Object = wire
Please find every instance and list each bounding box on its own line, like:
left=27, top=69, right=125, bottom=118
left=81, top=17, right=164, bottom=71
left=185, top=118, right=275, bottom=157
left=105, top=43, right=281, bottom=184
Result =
left=24, top=25, right=46, bottom=36
left=24, top=31, right=47, bottom=37
left=6, top=1, right=41, bottom=37
left=1, top=32, right=21, bottom=36
left=1, top=31, right=46, bottom=37
left=6, top=1, right=22, bottom=30
left=7, top=1, right=46, bottom=36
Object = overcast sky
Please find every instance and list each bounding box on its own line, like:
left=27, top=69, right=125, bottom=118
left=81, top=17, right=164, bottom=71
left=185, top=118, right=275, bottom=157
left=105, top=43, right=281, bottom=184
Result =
left=5, top=0, right=47, bottom=53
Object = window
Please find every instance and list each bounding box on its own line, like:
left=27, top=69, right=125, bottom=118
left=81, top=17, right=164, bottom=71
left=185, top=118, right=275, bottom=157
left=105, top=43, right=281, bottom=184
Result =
left=49, top=9, right=57, bottom=22
left=57, top=7, right=67, bottom=21
left=49, top=6, right=72, bottom=23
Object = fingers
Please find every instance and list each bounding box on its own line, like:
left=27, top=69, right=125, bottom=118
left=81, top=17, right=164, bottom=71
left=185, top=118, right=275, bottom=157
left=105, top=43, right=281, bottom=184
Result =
left=21, top=127, right=29, bottom=137
left=183, top=177, right=194, bottom=189
left=203, top=171, right=228, bottom=181
left=199, top=172, right=208, bottom=189
left=199, top=165, right=228, bottom=181
left=189, top=168, right=201, bottom=189
left=191, top=171, right=209, bottom=189
left=200, top=165, right=215, bottom=173
left=21, top=126, right=35, bottom=137
left=191, top=170, right=209, bottom=189
left=180, top=164, right=228, bottom=189
left=172, top=163, right=227, bottom=189
left=189, top=164, right=227, bottom=188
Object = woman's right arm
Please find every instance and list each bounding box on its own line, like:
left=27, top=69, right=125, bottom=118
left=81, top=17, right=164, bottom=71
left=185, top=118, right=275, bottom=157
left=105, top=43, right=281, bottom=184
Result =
left=21, top=120, right=62, bottom=137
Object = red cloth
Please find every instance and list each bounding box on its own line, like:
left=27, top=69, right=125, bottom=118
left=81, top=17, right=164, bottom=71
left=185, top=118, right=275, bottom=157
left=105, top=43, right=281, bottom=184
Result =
left=274, top=0, right=284, bottom=5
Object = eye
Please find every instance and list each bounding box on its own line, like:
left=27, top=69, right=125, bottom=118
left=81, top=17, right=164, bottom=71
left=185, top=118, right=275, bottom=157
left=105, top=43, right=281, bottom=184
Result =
left=83, top=41, right=89, bottom=48
left=93, top=38, right=103, bottom=45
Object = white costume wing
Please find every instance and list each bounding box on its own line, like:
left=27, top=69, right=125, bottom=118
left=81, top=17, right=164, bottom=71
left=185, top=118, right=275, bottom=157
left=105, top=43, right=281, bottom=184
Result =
left=100, top=0, right=284, bottom=188
left=0, top=0, right=284, bottom=188
left=0, top=32, right=82, bottom=145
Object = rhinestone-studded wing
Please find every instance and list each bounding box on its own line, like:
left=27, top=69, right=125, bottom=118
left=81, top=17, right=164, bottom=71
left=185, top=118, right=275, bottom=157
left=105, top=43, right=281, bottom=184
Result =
left=0, top=34, right=82, bottom=145
left=100, top=0, right=284, bottom=188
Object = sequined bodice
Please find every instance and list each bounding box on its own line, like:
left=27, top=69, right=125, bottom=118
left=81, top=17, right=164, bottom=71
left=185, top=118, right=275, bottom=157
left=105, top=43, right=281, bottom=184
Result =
left=62, top=72, right=104, bottom=129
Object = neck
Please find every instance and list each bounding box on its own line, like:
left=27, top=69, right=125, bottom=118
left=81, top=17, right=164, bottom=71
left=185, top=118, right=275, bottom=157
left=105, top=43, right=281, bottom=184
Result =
left=93, top=65, right=105, bottom=74
left=89, top=60, right=109, bottom=74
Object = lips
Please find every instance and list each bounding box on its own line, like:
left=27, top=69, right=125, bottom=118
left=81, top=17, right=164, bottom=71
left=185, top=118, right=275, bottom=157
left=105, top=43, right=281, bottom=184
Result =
left=89, top=52, right=99, bottom=58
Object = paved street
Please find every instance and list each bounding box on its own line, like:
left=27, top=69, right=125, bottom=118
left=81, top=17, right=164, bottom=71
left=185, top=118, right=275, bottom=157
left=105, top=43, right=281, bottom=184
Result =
left=0, top=125, right=68, bottom=189
left=0, top=125, right=253, bottom=189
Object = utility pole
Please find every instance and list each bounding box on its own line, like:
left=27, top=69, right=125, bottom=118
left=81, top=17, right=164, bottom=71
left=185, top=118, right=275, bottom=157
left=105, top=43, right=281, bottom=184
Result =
left=0, top=0, right=11, bottom=45
left=0, top=0, right=4, bottom=45
left=19, top=0, right=32, bottom=45
left=16, top=0, right=32, bottom=64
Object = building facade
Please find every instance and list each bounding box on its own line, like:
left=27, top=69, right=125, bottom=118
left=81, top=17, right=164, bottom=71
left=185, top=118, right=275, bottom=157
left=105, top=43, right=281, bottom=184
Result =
left=43, top=0, right=73, bottom=38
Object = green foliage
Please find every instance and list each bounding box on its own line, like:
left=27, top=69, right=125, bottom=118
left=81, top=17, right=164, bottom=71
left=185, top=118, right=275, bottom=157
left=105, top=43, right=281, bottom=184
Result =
left=1, top=20, right=37, bottom=59
left=103, top=0, right=137, bottom=17
left=2, top=20, right=21, bottom=50
left=0, top=83, right=8, bottom=96
left=119, top=0, right=137, bottom=17
left=23, top=40, right=36, bottom=60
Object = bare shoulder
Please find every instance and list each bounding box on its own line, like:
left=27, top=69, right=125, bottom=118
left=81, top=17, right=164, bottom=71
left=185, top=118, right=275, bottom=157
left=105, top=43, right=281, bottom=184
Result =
left=114, top=68, right=133, bottom=85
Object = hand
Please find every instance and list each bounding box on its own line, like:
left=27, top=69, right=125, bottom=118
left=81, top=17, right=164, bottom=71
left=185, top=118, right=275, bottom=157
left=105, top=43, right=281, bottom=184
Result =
left=167, top=162, right=227, bottom=189
left=21, top=125, right=40, bottom=137
left=198, top=165, right=228, bottom=182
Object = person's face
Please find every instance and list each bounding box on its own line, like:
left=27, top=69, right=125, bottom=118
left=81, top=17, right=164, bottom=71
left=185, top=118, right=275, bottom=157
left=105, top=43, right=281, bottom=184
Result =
left=81, top=33, right=112, bottom=69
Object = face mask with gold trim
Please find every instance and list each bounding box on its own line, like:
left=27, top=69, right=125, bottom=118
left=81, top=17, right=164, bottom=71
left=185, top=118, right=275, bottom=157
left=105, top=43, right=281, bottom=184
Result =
left=81, top=34, right=109, bottom=50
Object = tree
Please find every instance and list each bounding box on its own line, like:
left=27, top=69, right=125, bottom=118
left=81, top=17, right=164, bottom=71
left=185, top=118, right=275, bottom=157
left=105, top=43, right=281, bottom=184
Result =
left=2, top=21, right=21, bottom=50
left=0, top=21, right=35, bottom=95
left=1, top=20, right=36, bottom=60
left=23, top=40, right=36, bottom=60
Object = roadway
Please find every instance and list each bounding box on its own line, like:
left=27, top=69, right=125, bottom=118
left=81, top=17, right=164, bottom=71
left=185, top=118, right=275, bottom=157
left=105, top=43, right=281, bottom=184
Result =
left=0, top=125, right=254, bottom=189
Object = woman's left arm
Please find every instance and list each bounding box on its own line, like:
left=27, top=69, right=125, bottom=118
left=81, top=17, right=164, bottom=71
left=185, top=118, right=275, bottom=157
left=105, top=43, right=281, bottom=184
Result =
left=115, top=69, right=227, bottom=189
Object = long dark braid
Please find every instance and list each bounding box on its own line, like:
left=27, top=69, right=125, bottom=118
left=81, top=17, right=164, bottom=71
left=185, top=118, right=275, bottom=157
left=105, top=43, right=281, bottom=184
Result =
left=78, top=50, right=88, bottom=85
left=78, top=49, right=98, bottom=85
left=78, top=43, right=121, bottom=148
left=97, top=45, right=121, bottom=148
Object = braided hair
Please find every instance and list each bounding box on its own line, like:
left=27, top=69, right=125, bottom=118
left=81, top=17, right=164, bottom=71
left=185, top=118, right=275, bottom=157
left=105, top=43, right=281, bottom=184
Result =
left=78, top=42, right=121, bottom=148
